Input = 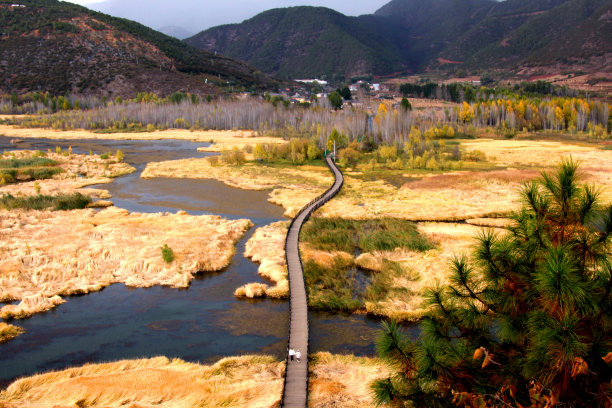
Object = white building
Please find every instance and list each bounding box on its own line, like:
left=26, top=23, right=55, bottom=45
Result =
left=295, top=79, right=328, bottom=86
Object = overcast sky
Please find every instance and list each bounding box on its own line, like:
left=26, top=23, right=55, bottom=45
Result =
left=63, top=0, right=391, bottom=34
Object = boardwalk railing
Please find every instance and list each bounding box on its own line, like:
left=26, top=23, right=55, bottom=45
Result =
left=281, top=154, right=344, bottom=408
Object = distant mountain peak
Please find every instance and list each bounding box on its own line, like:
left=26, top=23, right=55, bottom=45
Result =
left=157, top=26, right=193, bottom=39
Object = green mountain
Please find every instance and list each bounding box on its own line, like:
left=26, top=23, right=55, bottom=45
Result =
left=187, top=0, right=612, bottom=79
left=374, top=0, right=495, bottom=65
left=185, top=7, right=408, bottom=79
left=0, top=0, right=273, bottom=96
left=440, top=0, right=612, bottom=69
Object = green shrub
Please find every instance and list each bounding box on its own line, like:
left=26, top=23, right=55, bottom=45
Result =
left=0, top=158, right=57, bottom=169
left=339, top=147, right=360, bottom=167
left=463, top=149, right=486, bottom=162
left=303, top=259, right=362, bottom=312
left=301, top=218, right=435, bottom=253
left=0, top=193, right=91, bottom=211
left=24, top=167, right=63, bottom=180
left=221, top=147, right=246, bottom=165
left=307, top=143, right=322, bottom=160
left=161, top=244, right=175, bottom=263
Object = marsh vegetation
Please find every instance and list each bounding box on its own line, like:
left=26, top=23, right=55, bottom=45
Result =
left=300, top=218, right=435, bottom=313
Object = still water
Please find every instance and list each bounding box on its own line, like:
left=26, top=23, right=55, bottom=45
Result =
left=0, top=136, right=388, bottom=387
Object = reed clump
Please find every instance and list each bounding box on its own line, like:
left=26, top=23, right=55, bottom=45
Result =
left=309, top=352, right=390, bottom=408
left=0, top=322, right=24, bottom=343
left=301, top=217, right=435, bottom=253
left=235, top=221, right=290, bottom=299
left=0, top=355, right=284, bottom=408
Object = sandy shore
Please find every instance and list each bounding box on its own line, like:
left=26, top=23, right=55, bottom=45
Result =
left=234, top=221, right=289, bottom=299
left=0, top=352, right=388, bottom=408
left=0, top=207, right=252, bottom=319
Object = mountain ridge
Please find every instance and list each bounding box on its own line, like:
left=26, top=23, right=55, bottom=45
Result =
left=187, top=0, right=612, bottom=79
left=186, top=6, right=408, bottom=79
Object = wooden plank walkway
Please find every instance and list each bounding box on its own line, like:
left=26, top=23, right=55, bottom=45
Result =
left=281, top=154, right=344, bottom=408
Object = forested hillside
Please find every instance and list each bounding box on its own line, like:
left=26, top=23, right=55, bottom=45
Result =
left=186, top=7, right=407, bottom=79
left=0, top=0, right=273, bottom=96
left=188, top=0, right=612, bottom=79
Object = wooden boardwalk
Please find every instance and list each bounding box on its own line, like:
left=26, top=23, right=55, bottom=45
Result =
left=281, top=154, right=344, bottom=408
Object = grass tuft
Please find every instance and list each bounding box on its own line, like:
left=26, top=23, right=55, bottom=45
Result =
left=303, top=258, right=363, bottom=312
left=0, top=193, right=91, bottom=211
left=0, top=322, right=24, bottom=343
left=161, top=244, right=175, bottom=263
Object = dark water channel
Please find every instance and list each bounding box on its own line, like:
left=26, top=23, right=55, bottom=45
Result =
left=0, top=136, right=389, bottom=387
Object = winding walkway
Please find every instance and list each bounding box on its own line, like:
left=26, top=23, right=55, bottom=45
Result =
left=281, top=154, right=344, bottom=407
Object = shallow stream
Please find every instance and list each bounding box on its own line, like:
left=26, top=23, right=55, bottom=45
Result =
left=0, top=136, right=392, bottom=388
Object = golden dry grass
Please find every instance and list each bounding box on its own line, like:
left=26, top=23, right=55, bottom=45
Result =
left=0, top=150, right=135, bottom=200
left=140, top=137, right=612, bottom=222
left=0, top=355, right=285, bottom=408
left=309, top=352, right=389, bottom=408
left=0, top=207, right=252, bottom=318
left=0, top=352, right=386, bottom=408
left=235, top=221, right=289, bottom=299
left=361, top=222, right=504, bottom=322
left=0, top=322, right=24, bottom=343
left=301, top=246, right=354, bottom=270
left=0, top=125, right=285, bottom=151
left=462, top=138, right=612, bottom=202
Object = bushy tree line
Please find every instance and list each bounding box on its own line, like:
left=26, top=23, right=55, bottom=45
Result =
left=457, top=98, right=611, bottom=135
left=399, top=80, right=582, bottom=104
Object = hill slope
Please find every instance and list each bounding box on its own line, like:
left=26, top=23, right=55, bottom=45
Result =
left=0, top=0, right=272, bottom=96
left=185, top=7, right=408, bottom=79
left=187, top=0, right=612, bottom=79
left=439, top=0, right=612, bottom=70
left=374, top=0, right=495, bottom=65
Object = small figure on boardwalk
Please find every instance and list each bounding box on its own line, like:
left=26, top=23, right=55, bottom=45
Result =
left=296, top=349, right=301, bottom=363
left=289, top=348, right=295, bottom=361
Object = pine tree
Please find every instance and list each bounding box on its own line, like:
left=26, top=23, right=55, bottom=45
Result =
left=373, top=159, right=612, bottom=407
